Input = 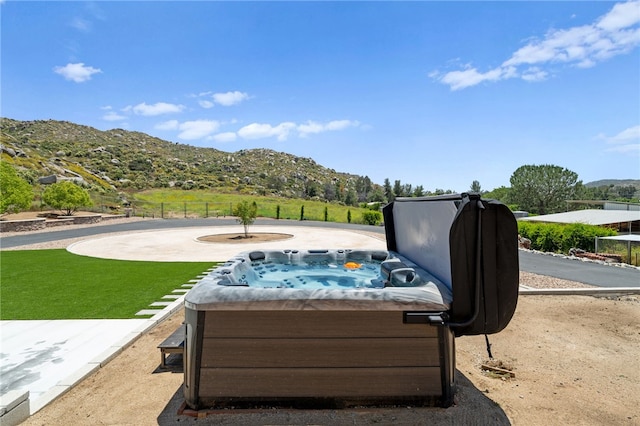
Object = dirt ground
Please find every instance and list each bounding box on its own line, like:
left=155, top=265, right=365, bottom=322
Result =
left=5, top=212, right=640, bottom=425
left=20, top=294, right=639, bottom=426
left=197, top=232, right=294, bottom=243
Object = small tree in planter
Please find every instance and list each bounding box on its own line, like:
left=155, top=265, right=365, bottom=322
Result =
left=42, top=181, right=92, bottom=216
left=234, top=200, right=258, bottom=238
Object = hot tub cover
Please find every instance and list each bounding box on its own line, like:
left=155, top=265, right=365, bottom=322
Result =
left=383, top=193, right=519, bottom=336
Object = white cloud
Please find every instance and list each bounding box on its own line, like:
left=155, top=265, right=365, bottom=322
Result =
left=236, top=120, right=360, bottom=141
left=606, top=143, right=640, bottom=153
left=297, top=120, right=361, bottom=137
left=102, top=111, right=127, bottom=121
left=131, top=102, right=185, bottom=116
left=433, top=0, right=640, bottom=90
left=598, top=125, right=640, bottom=155
left=155, top=120, right=179, bottom=131
left=296, top=121, right=325, bottom=136
left=53, top=62, right=102, bottom=83
left=177, top=120, right=220, bottom=140
left=607, top=125, right=640, bottom=143
left=437, top=66, right=507, bottom=91
left=212, top=132, right=237, bottom=143
left=70, top=17, right=91, bottom=32
left=596, top=0, right=640, bottom=31
left=238, top=122, right=296, bottom=141
left=153, top=116, right=360, bottom=143
left=212, top=91, right=250, bottom=106
left=199, top=100, right=214, bottom=109
left=521, top=67, right=549, bottom=82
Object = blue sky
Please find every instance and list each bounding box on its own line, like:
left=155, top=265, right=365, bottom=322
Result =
left=2, top=1, right=639, bottom=192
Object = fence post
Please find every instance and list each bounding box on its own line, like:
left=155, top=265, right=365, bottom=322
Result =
left=205, top=202, right=209, bottom=218
left=161, top=203, right=164, bottom=219
left=230, top=202, right=233, bottom=216
left=184, top=202, right=187, bottom=218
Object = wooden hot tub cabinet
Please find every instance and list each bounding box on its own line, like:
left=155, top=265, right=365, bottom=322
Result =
left=183, top=308, right=454, bottom=409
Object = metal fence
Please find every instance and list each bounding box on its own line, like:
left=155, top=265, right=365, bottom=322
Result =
left=92, top=201, right=234, bottom=219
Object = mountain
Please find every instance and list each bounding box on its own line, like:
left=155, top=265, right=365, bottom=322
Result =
left=0, top=118, right=378, bottom=201
left=584, top=179, right=640, bottom=189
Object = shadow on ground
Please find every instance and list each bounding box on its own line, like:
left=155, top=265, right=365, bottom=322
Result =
left=156, top=370, right=510, bottom=425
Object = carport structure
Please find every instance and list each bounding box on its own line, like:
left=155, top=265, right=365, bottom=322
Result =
left=520, top=209, right=640, bottom=233
left=595, top=234, right=640, bottom=266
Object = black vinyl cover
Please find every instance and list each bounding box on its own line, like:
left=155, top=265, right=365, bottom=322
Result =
left=383, top=193, right=519, bottom=337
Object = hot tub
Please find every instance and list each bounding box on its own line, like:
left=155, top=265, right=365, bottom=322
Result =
left=183, top=193, right=519, bottom=409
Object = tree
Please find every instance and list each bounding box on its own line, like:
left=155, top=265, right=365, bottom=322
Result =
left=483, top=186, right=511, bottom=204
left=344, top=189, right=358, bottom=206
left=616, top=185, right=637, bottom=200
left=367, top=186, right=386, bottom=203
left=470, top=180, right=482, bottom=193
left=413, top=185, right=425, bottom=197
left=42, top=181, right=92, bottom=215
left=0, top=162, right=34, bottom=214
left=393, top=180, right=403, bottom=198
left=233, top=200, right=258, bottom=238
left=355, top=175, right=372, bottom=202
left=323, top=182, right=336, bottom=202
left=383, top=178, right=394, bottom=202
left=509, top=164, right=579, bottom=215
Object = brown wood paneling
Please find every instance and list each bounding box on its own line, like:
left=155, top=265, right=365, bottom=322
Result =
left=201, top=337, right=440, bottom=368
left=198, top=367, right=443, bottom=398
left=203, top=311, right=439, bottom=338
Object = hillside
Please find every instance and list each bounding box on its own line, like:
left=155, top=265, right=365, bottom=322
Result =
left=0, top=118, right=378, bottom=201
left=584, top=179, right=640, bottom=189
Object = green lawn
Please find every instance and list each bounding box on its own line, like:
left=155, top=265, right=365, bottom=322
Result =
left=0, top=250, right=214, bottom=320
left=128, top=189, right=374, bottom=223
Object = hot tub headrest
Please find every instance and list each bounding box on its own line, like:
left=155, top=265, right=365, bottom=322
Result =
left=380, top=259, right=418, bottom=287
left=383, top=193, right=519, bottom=337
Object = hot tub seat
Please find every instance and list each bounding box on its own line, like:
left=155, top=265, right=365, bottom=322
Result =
left=185, top=250, right=451, bottom=312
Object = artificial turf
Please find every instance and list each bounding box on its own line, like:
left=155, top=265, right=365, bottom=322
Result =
left=0, top=249, right=214, bottom=320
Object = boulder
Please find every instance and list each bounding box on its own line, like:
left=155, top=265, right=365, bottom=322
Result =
left=38, top=175, right=58, bottom=184
left=518, top=235, right=531, bottom=249
left=1, top=145, right=16, bottom=157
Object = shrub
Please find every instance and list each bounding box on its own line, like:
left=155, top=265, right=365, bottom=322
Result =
left=361, top=210, right=382, bottom=226
left=518, top=222, right=617, bottom=253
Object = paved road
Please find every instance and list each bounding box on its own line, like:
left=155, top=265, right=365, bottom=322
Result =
left=0, top=218, right=383, bottom=249
left=519, top=250, right=639, bottom=288
left=2, top=218, right=638, bottom=287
